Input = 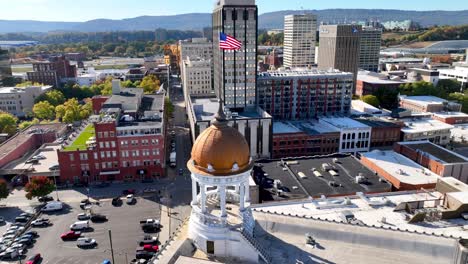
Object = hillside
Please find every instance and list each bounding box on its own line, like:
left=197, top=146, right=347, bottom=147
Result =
left=0, top=9, right=468, bottom=33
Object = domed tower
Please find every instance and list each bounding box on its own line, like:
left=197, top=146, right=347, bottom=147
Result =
left=187, top=101, right=265, bottom=262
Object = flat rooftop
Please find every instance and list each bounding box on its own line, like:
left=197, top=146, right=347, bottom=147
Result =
left=398, top=141, right=468, bottom=164
left=401, top=119, right=454, bottom=134
left=252, top=190, right=468, bottom=239
left=273, top=120, right=339, bottom=135
left=321, top=117, right=371, bottom=130
left=63, top=124, right=95, bottom=151
left=191, top=97, right=266, bottom=122
left=361, top=150, right=440, bottom=185
left=353, top=117, right=403, bottom=128
left=432, top=112, right=468, bottom=118
left=12, top=144, right=60, bottom=173
left=258, top=68, right=352, bottom=78
left=0, top=123, right=67, bottom=162
left=400, top=95, right=448, bottom=106
left=357, top=72, right=405, bottom=84
left=253, top=154, right=391, bottom=202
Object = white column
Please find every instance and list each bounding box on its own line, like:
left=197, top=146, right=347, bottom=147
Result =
left=234, top=185, right=239, bottom=193
left=238, top=120, right=246, bottom=137
left=200, top=183, right=206, bottom=213
left=191, top=178, right=197, bottom=206
left=250, top=121, right=258, bottom=158
left=261, top=119, right=270, bottom=157
left=219, top=185, right=227, bottom=218
left=245, top=181, right=250, bottom=203
left=239, top=183, right=245, bottom=212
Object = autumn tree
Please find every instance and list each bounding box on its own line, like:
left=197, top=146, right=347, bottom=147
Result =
left=33, top=101, right=56, bottom=120
left=19, top=119, right=40, bottom=130
left=25, top=176, right=55, bottom=200
left=0, top=112, right=18, bottom=135
left=35, top=90, right=65, bottom=106
left=0, top=179, right=8, bottom=200
left=139, top=75, right=160, bottom=94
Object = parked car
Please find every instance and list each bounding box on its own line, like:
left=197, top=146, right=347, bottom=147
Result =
left=19, top=212, right=33, bottom=218
left=48, top=164, right=59, bottom=170
left=111, top=197, right=121, bottom=206
left=38, top=196, right=54, bottom=203
left=32, top=154, right=46, bottom=160
left=23, top=231, right=38, bottom=238
left=139, top=235, right=158, bottom=246
left=0, top=248, right=20, bottom=260
left=77, top=213, right=91, bottom=220
left=10, top=243, right=27, bottom=252
left=41, top=201, right=63, bottom=212
left=80, top=199, right=92, bottom=209
left=90, top=214, right=107, bottom=222
left=143, top=244, right=159, bottom=252
left=122, top=189, right=136, bottom=195
left=77, top=237, right=97, bottom=248
left=31, top=219, right=50, bottom=227
left=60, top=231, right=81, bottom=240
left=15, top=216, right=29, bottom=223
left=13, top=236, right=33, bottom=246
left=135, top=250, right=154, bottom=260
left=140, top=219, right=160, bottom=231
left=25, top=253, right=41, bottom=264
left=101, top=260, right=111, bottom=264
left=126, top=194, right=135, bottom=204
left=70, top=221, right=90, bottom=231
left=25, top=158, right=39, bottom=164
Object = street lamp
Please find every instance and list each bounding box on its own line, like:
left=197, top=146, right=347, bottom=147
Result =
left=53, top=169, right=60, bottom=201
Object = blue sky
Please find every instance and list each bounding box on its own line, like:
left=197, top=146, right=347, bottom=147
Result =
left=3, top=0, right=468, bottom=22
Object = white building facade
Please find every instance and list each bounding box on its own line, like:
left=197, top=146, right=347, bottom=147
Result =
left=283, top=14, right=317, bottom=68
left=0, top=85, right=52, bottom=117
left=181, top=58, right=213, bottom=98
left=321, top=117, right=372, bottom=154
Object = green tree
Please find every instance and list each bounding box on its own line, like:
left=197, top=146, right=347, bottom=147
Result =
left=36, top=90, right=66, bottom=106
left=139, top=75, right=160, bottom=94
left=448, top=93, right=468, bottom=113
left=24, top=176, right=55, bottom=200
left=55, top=105, right=66, bottom=121
left=437, top=79, right=462, bottom=94
left=0, top=112, right=18, bottom=135
left=15, top=81, right=43, bottom=87
left=19, top=119, right=40, bottom=130
left=361, top=95, right=380, bottom=108
left=33, top=101, right=56, bottom=120
left=0, top=179, right=8, bottom=200
left=165, top=97, right=174, bottom=117
left=60, top=98, right=83, bottom=123
left=80, top=99, right=93, bottom=119
left=121, top=80, right=136, bottom=88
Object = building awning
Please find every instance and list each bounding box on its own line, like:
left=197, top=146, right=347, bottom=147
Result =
left=100, top=170, right=120, bottom=176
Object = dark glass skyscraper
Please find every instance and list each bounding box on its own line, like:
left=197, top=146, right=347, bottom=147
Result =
left=212, top=0, right=258, bottom=112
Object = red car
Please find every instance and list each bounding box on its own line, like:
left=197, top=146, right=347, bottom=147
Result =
left=26, top=254, right=41, bottom=264
left=61, top=231, right=81, bottom=240
left=143, top=244, right=159, bottom=252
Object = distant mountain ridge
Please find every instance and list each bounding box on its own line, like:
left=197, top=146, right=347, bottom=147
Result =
left=0, top=9, right=468, bottom=33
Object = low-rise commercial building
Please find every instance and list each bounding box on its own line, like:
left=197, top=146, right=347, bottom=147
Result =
left=186, top=96, right=272, bottom=158
left=353, top=116, right=403, bottom=148
left=399, top=95, right=462, bottom=113
left=272, top=121, right=340, bottom=158
left=320, top=117, right=372, bottom=154
left=58, top=81, right=166, bottom=184
left=257, top=69, right=353, bottom=120
left=360, top=150, right=439, bottom=190
left=432, top=112, right=468, bottom=125
left=401, top=118, right=453, bottom=145
left=394, top=141, right=468, bottom=183
left=356, top=71, right=405, bottom=96
left=439, top=67, right=468, bottom=88
left=0, top=85, right=52, bottom=117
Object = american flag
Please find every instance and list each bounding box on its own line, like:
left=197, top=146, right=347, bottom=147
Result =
left=219, top=32, right=242, bottom=50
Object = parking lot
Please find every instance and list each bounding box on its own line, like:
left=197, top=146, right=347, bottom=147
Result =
left=18, top=196, right=161, bottom=264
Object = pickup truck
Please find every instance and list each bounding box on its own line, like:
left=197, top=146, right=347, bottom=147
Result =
left=139, top=219, right=160, bottom=231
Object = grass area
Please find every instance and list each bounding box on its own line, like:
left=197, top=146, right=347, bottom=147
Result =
left=93, top=64, right=129, bottom=70
left=63, top=124, right=95, bottom=151
left=382, top=31, right=423, bottom=40
left=11, top=67, right=33, bottom=73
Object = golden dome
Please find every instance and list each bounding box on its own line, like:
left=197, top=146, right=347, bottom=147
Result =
left=187, top=101, right=252, bottom=177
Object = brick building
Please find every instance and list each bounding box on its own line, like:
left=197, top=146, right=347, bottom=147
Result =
left=272, top=121, right=340, bottom=158
left=257, top=69, right=353, bottom=120
left=399, top=95, right=462, bottom=113
left=353, top=117, right=403, bottom=148
left=27, top=55, right=76, bottom=87
left=431, top=112, right=468, bottom=125
left=360, top=150, right=439, bottom=191
left=57, top=81, right=166, bottom=184
left=394, top=141, right=468, bottom=183
left=356, top=71, right=404, bottom=96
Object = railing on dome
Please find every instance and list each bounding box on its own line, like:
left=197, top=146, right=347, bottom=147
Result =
left=191, top=207, right=226, bottom=228
left=203, top=190, right=241, bottom=203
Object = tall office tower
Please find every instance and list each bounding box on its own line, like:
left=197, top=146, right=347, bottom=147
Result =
left=0, top=48, right=12, bottom=85
left=318, top=25, right=362, bottom=93
left=213, top=0, right=258, bottom=111
left=359, top=27, right=382, bottom=72
left=283, top=14, right=317, bottom=68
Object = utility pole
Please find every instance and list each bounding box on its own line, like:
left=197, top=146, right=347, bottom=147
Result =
left=53, top=169, right=60, bottom=201
left=108, top=230, right=115, bottom=264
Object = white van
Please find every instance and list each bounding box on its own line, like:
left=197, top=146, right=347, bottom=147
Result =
left=41, top=201, right=63, bottom=212
left=70, top=220, right=89, bottom=231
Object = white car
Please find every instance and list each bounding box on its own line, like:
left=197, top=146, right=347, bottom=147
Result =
left=77, top=213, right=91, bottom=220
left=126, top=194, right=135, bottom=204
left=77, top=237, right=96, bottom=248
left=32, top=154, right=46, bottom=160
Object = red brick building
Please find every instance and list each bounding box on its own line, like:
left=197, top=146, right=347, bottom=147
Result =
left=394, top=141, right=468, bottom=183
left=57, top=82, right=166, bottom=184
left=355, top=72, right=403, bottom=96
left=27, top=55, right=76, bottom=87
left=272, top=121, right=340, bottom=158
left=353, top=117, right=403, bottom=148
left=431, top=112, right=468, bottom=125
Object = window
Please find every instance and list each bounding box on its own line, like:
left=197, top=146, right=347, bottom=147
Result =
left=99, top=142, right=104, bottom=148
left=105, top=141, right=110, bottom=148
left=112, top=151, right=117, bottom=157
left=103, top=132, right=109, bottom=138
left=111, top=141, right=116, bottom=148
left=95, top=163, right=99, bottom=169
left=79, top=153, right=88, bottom=161
left=93, top=153, right=98, bottom=159
left=106, top=151, right=111, bottom=158
left=100, top=151, right=105, bottom=158
left=69, top=154, right=75, bottom=161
